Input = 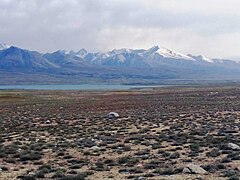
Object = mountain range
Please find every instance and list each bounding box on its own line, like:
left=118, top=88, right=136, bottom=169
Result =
left=0, top=43, right=240, bottom=85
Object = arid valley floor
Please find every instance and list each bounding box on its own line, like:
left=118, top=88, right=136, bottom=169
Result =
left=0, top=86, right=240, bottom=180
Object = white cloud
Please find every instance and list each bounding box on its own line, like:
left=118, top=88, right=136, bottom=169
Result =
left=94, top=27, right=240, bottom=59
left=139, top=0, right=240, bottom=16
left=0, top=0, right=240, bottom=59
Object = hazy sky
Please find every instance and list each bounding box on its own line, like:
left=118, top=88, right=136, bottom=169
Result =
left=1, top=0, right=240, bottom=59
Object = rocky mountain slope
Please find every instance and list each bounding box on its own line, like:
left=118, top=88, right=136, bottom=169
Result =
left=0, top=43, right=240, bottom=84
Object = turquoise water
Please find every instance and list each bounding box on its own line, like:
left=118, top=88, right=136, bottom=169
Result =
left=0, top=84, right=167, bottom=90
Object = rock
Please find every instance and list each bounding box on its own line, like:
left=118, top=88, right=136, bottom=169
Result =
left=137, top=177, right=146, bottom=180
left=17, top=148, right=22, bottom=152
left=107, top=112, right=119, bottom=119
left=119, top=169, right=129, bottom=174
left=182, top=167, right=191, bottom=174
left=228, top=143, right=240, bottom=150
left=45, top=120, right=51, bottom=124
left=237, top=166, right=240, bottom=171
left=90, top=146, right=100, bottom=152
left=184, top=164, right=207, bottom=174
left=28, top=172, right=35, bottom=176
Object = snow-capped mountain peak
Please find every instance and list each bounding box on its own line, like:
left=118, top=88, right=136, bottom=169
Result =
left=76, top=48, right=88, bottom=58
left=199, top=55, right=213, bottom=63
left=146, top=46, right=159, bottom=54
left=142, top=45, right=195, bottom=61
left=58, top=50, right=69, bottom=55
left=188, top=54, right=214, bottom=63
left=0, top=43, right=10, bottom=50
left=156, top=46, right=195, bottom=61
left=110, top=48, right=133, bottom=55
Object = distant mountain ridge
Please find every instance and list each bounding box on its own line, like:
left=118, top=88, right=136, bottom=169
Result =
left=0, top=43, right=240, bottom=84
left=0, top=46, right=58, bottom=71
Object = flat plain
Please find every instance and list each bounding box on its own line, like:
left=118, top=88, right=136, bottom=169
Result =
left=0, top=86, right=239, bottom=180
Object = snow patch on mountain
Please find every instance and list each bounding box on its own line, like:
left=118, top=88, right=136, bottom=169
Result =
left=58, top=50, right=70, bottom=55
left=156, top=46, right=195, bottom=61
left=141, top=46, right=195, bottom=61
left=116, top=54, right=126, bottom=62
left=76, top=48, right=88, bottom=58
left=109, top=48, right=133, bottom=55
left=0, top=43, right=10, bottom=50
left=188, top=54, right=214, bottom=63
left=201, top=56, right=213, bottom=63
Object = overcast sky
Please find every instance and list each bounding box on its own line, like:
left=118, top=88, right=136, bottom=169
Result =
left=0, top=0, right=240, bottom=59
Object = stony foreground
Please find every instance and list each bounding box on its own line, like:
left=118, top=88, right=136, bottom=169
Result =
left=0, top=86, right=239, bottom=179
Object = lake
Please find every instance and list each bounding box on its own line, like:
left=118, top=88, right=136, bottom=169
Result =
left=0, top=84, right=168, bottom=90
